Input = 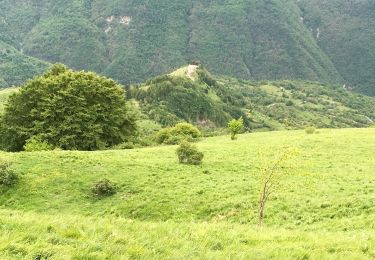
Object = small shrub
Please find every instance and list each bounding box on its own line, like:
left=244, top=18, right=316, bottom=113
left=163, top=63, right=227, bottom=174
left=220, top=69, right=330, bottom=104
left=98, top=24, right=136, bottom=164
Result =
left=170, top=123, right=201, bottom=139
left=91, top=179, right=117, bottom=197
left=0, top=161, right=18, bottom=187
left=163, top=134, right=187, bottom=145
left=156, top=123, right=201, bottom=144
left=24, top=136, right=53, bottom=152
left=305, top=126, right=316, bottom=134
left=176, top=141, right=204, bottom=165
left=285, top=100, right=294, bottom=106
left=155, top=128, right=173, bottom=144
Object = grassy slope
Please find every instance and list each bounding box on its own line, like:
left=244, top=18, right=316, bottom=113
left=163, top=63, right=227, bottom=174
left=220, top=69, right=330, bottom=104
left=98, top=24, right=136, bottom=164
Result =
left=1, top=128, right=374, bottom=258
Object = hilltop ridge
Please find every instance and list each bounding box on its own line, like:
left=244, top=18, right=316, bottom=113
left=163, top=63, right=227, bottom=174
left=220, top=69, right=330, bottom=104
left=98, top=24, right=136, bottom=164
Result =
left=128, top=65, right=375, bottom=130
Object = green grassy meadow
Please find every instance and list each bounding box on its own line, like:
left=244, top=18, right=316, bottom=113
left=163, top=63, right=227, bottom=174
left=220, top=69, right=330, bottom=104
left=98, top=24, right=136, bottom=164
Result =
left=1, top=128, right=374, bottom=259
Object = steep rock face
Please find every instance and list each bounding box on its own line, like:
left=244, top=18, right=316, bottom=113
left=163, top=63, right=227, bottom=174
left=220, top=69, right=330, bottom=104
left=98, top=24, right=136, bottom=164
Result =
left=0, top=0, right=373, bottom=95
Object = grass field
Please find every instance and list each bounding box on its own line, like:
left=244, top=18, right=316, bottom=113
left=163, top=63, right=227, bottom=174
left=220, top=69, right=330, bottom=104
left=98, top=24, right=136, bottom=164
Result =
left=0, top=128, right=374, bottom=258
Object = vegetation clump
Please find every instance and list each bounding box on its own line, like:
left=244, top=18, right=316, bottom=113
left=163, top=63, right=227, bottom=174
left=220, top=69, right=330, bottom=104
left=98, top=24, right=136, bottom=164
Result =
left=156, top=123, right=201, bottom=145
left=176, top=141, right=204, bottom=165
left=228, top=117, right=244, bottom=140
left=0, top=64, right=137, bottom=151
left=0, top=161, right=18, bottom=187
left=91, top=179, right=117, bottom=197
left=24, top=136, right=53, bottom=152
left=305, top=126, right=316, bottom=134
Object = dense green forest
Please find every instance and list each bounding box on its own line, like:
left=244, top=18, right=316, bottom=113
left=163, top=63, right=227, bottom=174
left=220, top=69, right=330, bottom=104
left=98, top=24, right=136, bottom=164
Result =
left=0, top=0, right=374, bottom=95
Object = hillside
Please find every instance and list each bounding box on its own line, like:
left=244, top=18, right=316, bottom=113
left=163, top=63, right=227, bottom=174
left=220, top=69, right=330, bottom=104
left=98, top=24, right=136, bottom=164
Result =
left=1, top=128, right=374, bottom=258
left=0, top=41, right=47, bottom=88
left=297, top=0, right=375, bottom=96
left=129, top=65, right=375, bottom=130
left=1, top=0, right=374, bottom=95
left=1, top=66, right=374, bottom=133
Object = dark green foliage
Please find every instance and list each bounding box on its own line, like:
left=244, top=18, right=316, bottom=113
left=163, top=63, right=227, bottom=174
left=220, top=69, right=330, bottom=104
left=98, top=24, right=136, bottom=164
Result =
left=91, top=179, right=117, bottom=197
left=0, top=64, right=137, bottom=151
left=0, top=161, right=18, bottom=187
left=176, top=141, right=204, bottom=165
left=156, top=123, right=201, bottom=145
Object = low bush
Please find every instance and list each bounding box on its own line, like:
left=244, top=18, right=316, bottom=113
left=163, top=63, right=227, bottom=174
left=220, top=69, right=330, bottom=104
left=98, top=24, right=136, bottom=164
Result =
left=24, top=136, right=53, bottom=152
left=156, top=123, right=201, bottom=144
left=176, top=141, right=204, bottom=165
left=0, top=161, right=18, bottom=187
left=305, top=126, right=316, bottom=134
left=91, top=179, right=117, bottom=197
left=171, top=123, right=201, bottom=138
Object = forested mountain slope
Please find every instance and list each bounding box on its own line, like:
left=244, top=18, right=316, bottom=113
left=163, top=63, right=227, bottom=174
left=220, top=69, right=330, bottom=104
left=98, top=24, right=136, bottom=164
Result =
left=0, top=40, right=47, bottom=87
left=0, top=0, right=373, bottom=95
left=297, top=0, right=375, bottom=96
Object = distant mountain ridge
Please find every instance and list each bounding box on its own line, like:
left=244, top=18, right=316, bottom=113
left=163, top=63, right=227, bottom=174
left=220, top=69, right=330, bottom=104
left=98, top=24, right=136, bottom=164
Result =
left=0, top=0, right=374, bottom=95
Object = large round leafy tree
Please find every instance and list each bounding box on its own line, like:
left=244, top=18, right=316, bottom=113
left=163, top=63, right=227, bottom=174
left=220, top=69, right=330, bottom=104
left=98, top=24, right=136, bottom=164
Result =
left=0, top=64, right=137, bottom=151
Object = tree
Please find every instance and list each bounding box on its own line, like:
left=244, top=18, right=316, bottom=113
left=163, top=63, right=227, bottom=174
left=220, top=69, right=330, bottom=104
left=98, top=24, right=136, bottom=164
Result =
left=0, top=64, right=137, bottom=151
left=256, top=149, right=298, bottom=227
left=228, top=117, right=244, bottom=140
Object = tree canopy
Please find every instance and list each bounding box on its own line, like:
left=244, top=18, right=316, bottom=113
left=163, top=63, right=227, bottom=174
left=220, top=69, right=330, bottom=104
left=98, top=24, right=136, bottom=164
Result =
left=0, top=64, right=137, bottom=151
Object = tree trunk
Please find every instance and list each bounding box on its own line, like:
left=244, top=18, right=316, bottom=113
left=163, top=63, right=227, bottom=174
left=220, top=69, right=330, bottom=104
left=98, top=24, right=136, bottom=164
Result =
left=258, top=198, right=265, bottom=227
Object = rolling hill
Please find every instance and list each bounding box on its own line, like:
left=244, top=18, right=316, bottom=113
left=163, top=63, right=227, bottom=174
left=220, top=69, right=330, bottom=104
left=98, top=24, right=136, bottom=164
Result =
left=0, top=128, right=374, bottom=258
left=129, top=65, right=375, bottom=130
left=0, top=0, right=374, bottom=95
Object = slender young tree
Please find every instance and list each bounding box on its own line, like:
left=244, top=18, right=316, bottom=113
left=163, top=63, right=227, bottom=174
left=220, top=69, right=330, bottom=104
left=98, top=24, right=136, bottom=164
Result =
left=228, top=117, right=244, bottom=140
left=257, top=148, right=298, bottom=227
